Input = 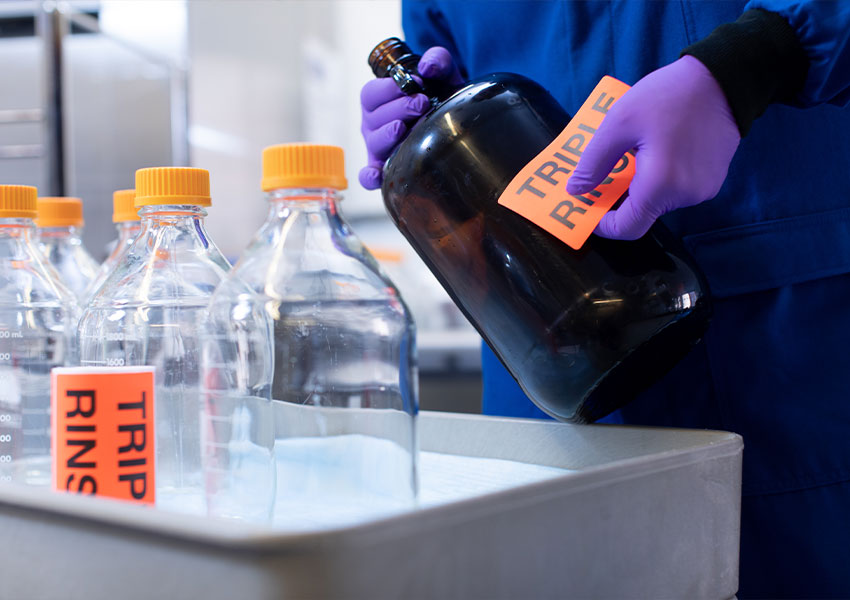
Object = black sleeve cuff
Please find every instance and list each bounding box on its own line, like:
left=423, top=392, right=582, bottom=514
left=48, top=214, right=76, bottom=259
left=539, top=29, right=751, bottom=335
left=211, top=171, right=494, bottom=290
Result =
left=681, top=8, right=809, bottom=136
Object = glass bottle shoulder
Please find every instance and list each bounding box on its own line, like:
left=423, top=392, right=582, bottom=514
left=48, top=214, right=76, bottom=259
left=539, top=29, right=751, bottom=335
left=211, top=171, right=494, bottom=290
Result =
left=0, top=235, right=77, bottom=308
left=225, top=209, right=402, bottom=305
left=40, top=238, right=99, bottom=275
left=87, top=218, right=230, bottom=308
left=39, top=237, right=99, bottom=301
left=83, top=225, right=143, bottom=303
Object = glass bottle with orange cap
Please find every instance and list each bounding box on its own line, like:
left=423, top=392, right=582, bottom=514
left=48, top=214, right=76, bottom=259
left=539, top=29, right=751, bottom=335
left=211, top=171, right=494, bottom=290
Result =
left=83, top=189, right=141, bottom=302
left=78, top=168, right=231, bottom=514
left=204, top=144, right=418, bottom=526
left=35, top=196, right=99, bottom=302
left=0, top=185, right=78, bottom=486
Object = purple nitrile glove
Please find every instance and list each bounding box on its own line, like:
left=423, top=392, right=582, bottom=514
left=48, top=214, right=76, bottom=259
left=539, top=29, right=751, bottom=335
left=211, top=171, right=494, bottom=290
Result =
left=566, top=55, right=741, bottom=240
left=359, top=47, right=465, bottom=190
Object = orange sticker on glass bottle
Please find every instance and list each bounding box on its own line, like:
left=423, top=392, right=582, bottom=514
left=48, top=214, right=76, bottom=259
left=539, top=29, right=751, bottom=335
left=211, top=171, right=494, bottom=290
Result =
left=52, top=367, right=155, bottom=504
left=498, top=76, right=635, bottom=250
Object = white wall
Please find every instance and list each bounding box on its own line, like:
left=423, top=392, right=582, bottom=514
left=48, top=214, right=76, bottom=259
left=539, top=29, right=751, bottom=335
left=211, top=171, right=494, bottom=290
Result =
left=186, top=0, right=402, bottom=260
left=185, top=1, right=470, bottom=332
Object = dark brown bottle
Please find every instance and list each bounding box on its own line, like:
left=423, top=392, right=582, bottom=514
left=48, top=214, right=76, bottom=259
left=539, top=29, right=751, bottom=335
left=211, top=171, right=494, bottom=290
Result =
left=369, top=38, right=711, bottom=423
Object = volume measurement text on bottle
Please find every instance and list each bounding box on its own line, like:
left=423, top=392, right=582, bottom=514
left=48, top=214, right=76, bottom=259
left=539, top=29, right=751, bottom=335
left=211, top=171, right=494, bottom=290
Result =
left=0, top=331, right=22, bottom=339
left=0, top=418, right=12, bottom=483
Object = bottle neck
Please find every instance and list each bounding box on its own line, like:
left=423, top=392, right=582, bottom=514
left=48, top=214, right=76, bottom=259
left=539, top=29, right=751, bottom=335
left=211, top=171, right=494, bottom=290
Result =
left=138, top=205, right=208, bottom=237
left=135, top=204, right=216, bottom=253
left=0, top=218, right=36, bottom=241
left=38, top=225, right=83, bottom=241
left=369, top=38, right=460, bottom=104
left=266, top=188, right=342, bottom=219
left=259, top=188, right=350, bottom=258
left=139, top=204, right=207, bottom=222
left=399, top=58, right=460, bottom=105
left=115, top=220, right=142, bottom=242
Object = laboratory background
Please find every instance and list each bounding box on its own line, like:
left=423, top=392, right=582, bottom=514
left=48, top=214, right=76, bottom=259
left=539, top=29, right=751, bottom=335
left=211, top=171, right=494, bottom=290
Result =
left=0, top=0, right=481, bottom=409
left=0, top=0, right=846, bottom=598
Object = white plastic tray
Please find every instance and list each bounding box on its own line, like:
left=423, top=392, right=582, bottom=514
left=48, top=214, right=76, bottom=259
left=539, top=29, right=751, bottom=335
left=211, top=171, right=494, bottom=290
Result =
left=0, top=410, right=742, bottom=599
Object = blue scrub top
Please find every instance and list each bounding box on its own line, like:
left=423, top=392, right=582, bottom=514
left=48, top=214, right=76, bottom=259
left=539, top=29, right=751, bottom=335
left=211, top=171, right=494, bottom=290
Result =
left=402, top=1, right=850, bottom=596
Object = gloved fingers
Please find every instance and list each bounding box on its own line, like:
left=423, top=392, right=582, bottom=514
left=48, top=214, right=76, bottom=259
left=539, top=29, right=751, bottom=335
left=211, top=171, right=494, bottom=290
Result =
left=364, top=120, right=409, bottom=162
left=359, top=47, right=463, bottom=192
left=363, top=93, right=430, bottom=130
left=418, top=47, right=465, bottom=86
left=359, top=166, right=383, bottom=190
left=593, top=152, right=666, bottom=240
left=575, top=55, right=741, bottom=237
left=361, top=78, right=409, bottom=112
left=566, top=107, right=638, bottom=196
left=594, top=197, right=660, bottom=240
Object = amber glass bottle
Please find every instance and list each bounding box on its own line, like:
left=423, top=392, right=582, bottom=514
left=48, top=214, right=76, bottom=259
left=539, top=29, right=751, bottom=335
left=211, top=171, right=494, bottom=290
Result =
left=369, top=38, right=711, bottom=423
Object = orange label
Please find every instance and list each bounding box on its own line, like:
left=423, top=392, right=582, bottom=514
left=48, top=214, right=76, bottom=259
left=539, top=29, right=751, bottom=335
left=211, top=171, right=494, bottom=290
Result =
left=52, top=367, right=155, bottom=504
left=497, top=76, right=635, bottom=250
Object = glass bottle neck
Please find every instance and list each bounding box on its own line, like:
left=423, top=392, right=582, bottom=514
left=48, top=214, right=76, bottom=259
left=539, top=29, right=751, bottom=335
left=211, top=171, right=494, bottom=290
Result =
left=266, top=188, right=341, bottom=217
left=370, top=38, right=461, bottom=104
left=38, top=225, right=83, bottom=241
left=401, top=59, right=460, bottom=105
left=115, top=220, right=142, bottom=241
left=0, top=218, right=36, bottom=241
left=138, top=204, right=207, bottom=224
left=134, top=204, right=217, bottom=254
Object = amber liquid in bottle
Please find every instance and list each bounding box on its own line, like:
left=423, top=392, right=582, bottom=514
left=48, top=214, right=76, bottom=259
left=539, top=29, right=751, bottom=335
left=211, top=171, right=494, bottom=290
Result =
left=370, top=38, right=711, bottom=423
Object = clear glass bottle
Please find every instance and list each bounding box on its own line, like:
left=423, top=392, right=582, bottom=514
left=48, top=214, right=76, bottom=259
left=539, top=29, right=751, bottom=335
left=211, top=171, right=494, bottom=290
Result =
left=206, top=144, right=418, bottom=528
left=0, top=186, right=78, bottom=486
left=36, top=196, right=99, bottom=302
left=200, top=263, right=275, bottom=523
left=78, top=168, right=231, bottom=514
left=84, top=189, right=141, bottom=302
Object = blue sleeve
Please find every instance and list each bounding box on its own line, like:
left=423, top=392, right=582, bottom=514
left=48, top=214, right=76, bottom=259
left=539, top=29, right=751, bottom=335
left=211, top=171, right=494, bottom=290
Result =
left=746, top=0, right=850, bottom=106
left=401, top=0, right=468, bottom=78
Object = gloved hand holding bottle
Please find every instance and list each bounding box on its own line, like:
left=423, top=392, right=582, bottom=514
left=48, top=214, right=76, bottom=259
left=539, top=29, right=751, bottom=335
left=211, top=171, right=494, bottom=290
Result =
left=364, top=37, right=711, bottom=423
left=359, top=46, right=464, bottom=189
left=361, top=46, right=742, bottom=243
left=567, top=55, right=741, bottom=240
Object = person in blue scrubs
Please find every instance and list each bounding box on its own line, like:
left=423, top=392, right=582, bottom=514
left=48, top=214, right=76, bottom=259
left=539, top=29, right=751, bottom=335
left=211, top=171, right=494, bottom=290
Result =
left=359, top=2, right=850, bottom=596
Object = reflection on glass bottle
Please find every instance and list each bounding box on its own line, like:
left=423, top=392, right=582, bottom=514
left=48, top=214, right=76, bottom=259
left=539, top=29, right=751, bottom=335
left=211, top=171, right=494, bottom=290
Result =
left=78, top=168, right=231, bottom=514
left=207, top=144, right=417, bottom=528
left=35, top=196, right=99, bottom=302
left=0, top=185, right=78, bottom=486
left=84, top=189, right=142, bottom=302
left=370, top=38, right=712, bottom=423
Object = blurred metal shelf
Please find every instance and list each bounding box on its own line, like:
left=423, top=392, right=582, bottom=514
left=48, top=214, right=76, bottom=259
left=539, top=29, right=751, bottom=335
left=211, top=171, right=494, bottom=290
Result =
left=0, top=1, right=189, bottom=257
left=0, top=3, right=188, bottom=176
left=0, top=144, right=42, bottom=159
left=418, top=329, right=481, bottom=373
left=0, top=108, right=42, bottom=123
left=418, top=329, right=483, bottom=415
